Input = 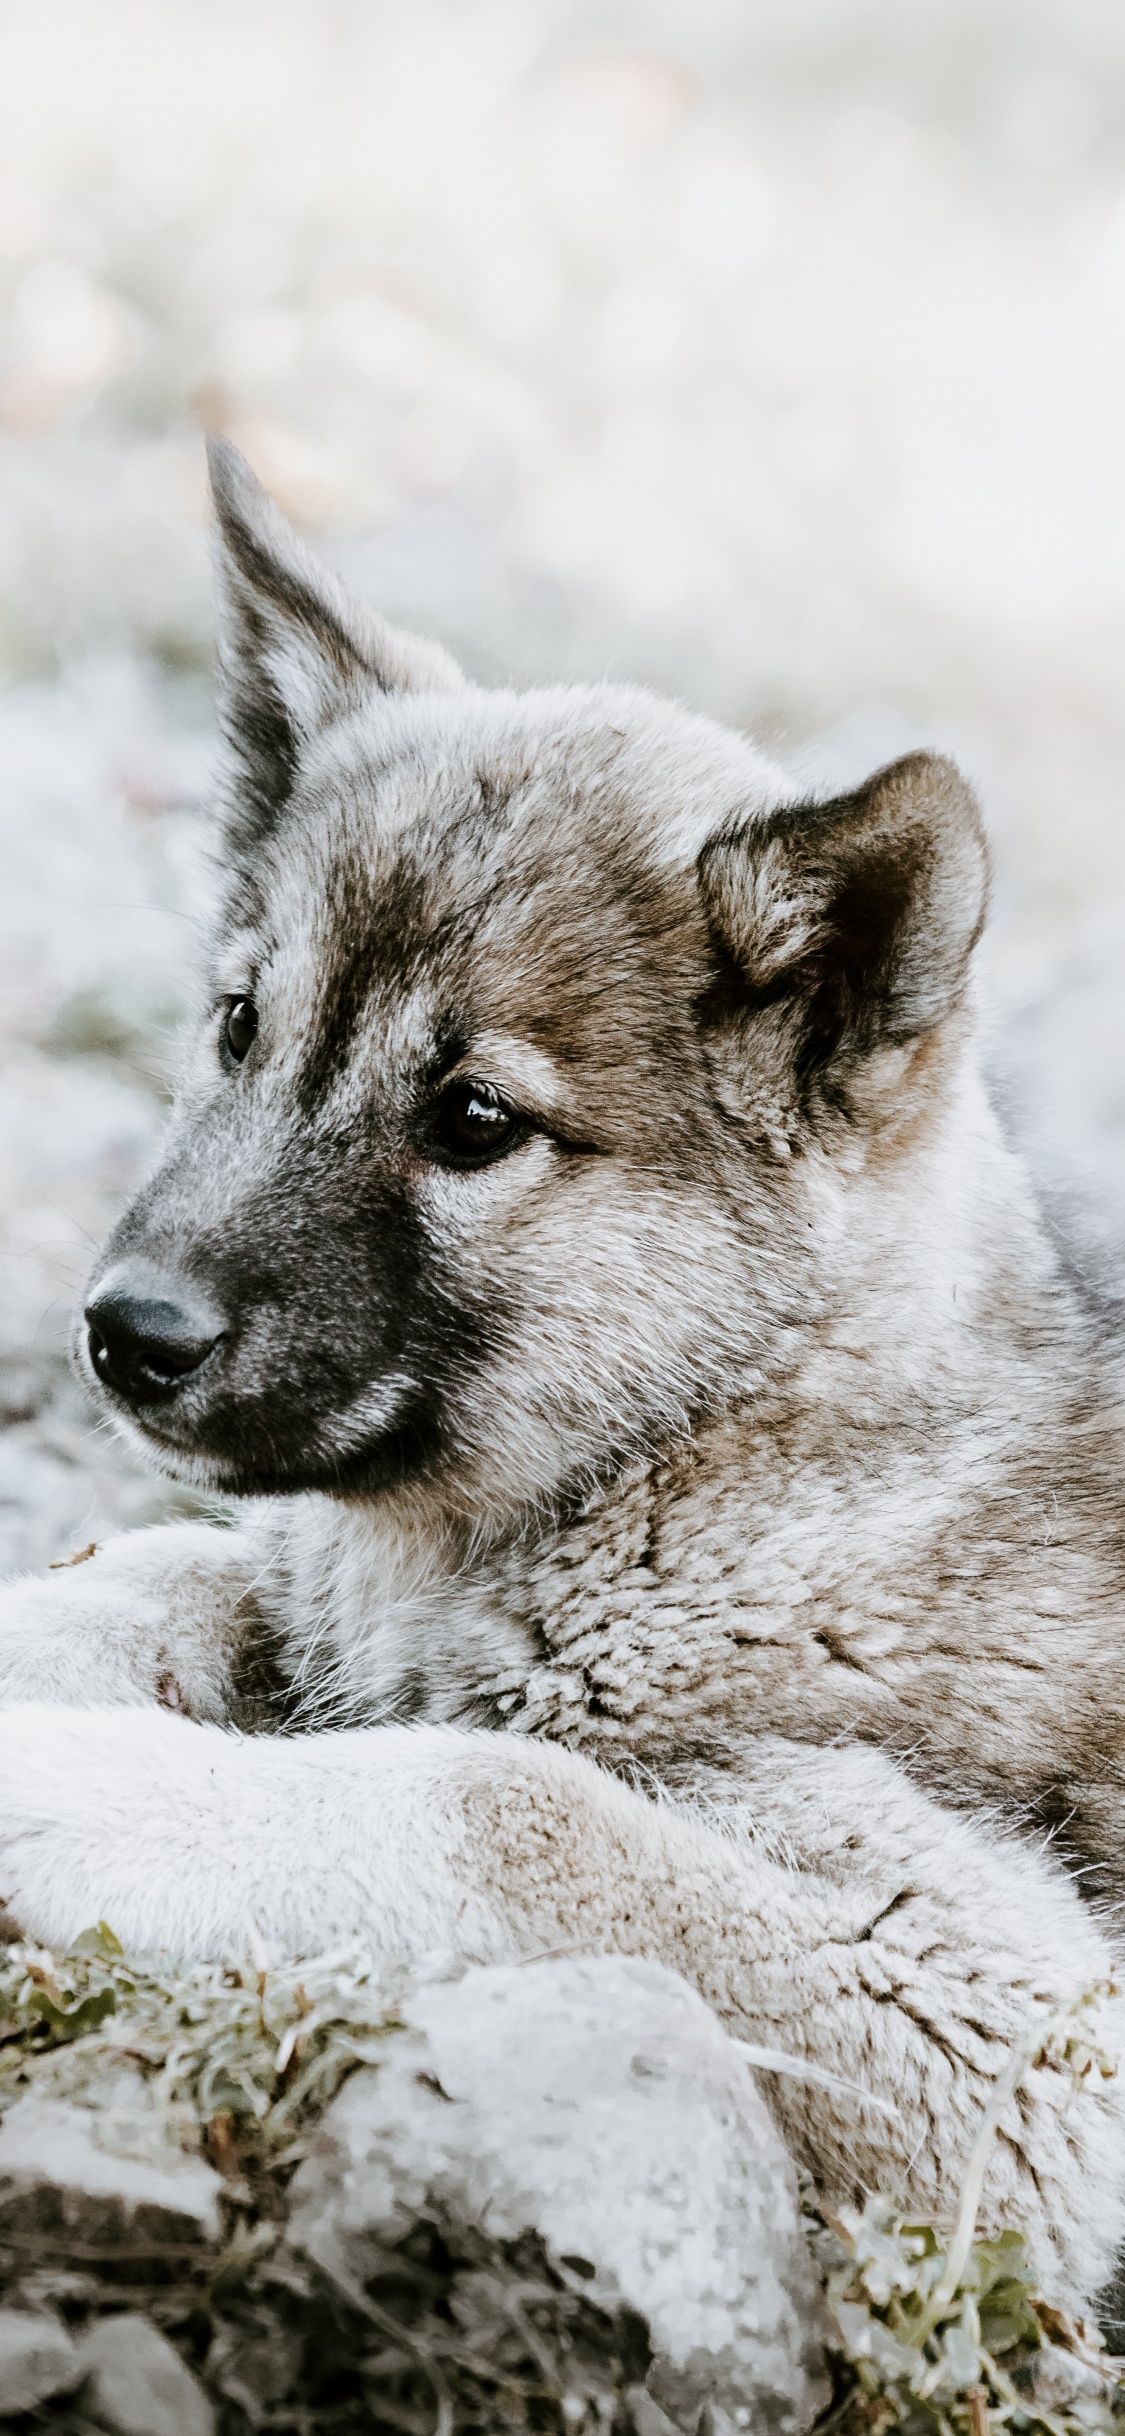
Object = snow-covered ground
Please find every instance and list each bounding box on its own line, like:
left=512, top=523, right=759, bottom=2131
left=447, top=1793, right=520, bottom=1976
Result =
left=3, top=0, right=1125, bottom=1570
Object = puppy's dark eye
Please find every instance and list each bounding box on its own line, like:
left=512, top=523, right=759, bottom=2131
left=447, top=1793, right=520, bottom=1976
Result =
left=433, top=1080, right=521, bottom=1165
left=222, top=998, right=258, bottom=1066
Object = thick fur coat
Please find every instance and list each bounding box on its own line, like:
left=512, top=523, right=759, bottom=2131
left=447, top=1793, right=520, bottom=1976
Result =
left=2, top=441, right=1124, bottom=2305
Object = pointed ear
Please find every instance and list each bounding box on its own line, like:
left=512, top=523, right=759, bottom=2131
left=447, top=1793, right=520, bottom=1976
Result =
left=697, top=752, right=989, bottom=1131
left=206, top=437, right=464, bottom=855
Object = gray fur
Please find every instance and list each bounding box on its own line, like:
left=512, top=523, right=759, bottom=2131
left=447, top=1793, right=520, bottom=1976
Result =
left=1, top=444, right=1124, bottom=2307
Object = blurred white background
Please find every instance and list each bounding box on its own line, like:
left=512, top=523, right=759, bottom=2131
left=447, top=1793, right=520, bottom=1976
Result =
left=3, top=0, right=1125, bottom=1568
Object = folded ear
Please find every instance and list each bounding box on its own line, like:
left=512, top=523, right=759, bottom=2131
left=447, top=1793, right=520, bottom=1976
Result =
left=207, top=437, right=465, bottom=856
left=697, top=752, right=989, bottom=1136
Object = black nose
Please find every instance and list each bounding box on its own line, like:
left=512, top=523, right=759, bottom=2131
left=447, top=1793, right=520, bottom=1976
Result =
left=84, top=1266, right=226, bottom=1404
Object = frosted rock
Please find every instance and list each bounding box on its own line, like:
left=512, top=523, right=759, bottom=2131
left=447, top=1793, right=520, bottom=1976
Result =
left=0, top=2307, right=79, bottom=2411
left=74, top=2314, right=214, bottom=2436
left=0, top=2087, right=222, bottom=2253
left=288, top=1951, right=829, bottom=2433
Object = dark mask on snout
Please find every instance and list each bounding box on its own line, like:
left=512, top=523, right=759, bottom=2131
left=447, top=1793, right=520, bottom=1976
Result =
left=80, top=1110, right=467, bottom=1497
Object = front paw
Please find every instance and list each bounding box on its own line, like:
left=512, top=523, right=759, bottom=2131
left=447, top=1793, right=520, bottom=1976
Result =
left=0, top=1704, right=488, bottom=1964
left=0, top=1701, right=329, bottom=1961
left=0, top=1703, right=220, bottom=1955
left=0, top=1706, right=112, bottom=1950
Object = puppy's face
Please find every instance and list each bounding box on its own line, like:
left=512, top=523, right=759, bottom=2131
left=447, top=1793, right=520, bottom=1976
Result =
left=78, top=445, right=987, bottom=1528
left=81, top=692, right=790, bottom=1510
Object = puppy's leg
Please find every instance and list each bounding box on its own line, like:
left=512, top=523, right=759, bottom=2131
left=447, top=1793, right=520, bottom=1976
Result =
left=0, top=1707, right=1118, bottom=2304
left=0, top=1518, right=286, bottom=1721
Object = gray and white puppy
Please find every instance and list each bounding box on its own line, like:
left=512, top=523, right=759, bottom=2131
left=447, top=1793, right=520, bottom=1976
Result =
left=1, top=440, right=1124, bottom=2304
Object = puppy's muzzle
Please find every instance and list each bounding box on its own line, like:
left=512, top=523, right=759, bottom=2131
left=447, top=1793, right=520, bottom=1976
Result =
left=85, top=1263, right=226, bottom=1407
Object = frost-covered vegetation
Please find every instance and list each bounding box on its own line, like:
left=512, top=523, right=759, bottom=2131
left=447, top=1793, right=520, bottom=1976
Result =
left=0, top=1935, right=655, bottom=2431
left=0, top=1935, right=1122, bottom=2435
left=0, top=1926, right=406, bottom=2166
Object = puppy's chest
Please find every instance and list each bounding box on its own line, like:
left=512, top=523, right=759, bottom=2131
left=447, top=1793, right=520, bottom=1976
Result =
left=478, top=1444, right=922, bottom=1768
left=294, top=1450, right=888, bottom=1755
left=301, top=1423, right=1078, bottom=1772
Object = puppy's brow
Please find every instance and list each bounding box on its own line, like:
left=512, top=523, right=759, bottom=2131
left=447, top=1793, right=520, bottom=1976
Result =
left=296, top=856, right=430, bottom=1111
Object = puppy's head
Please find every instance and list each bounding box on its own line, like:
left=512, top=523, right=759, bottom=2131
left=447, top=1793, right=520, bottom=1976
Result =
left=79, top=443, right=988, bottom=1528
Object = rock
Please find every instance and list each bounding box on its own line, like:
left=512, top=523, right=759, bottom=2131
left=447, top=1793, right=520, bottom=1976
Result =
left=1031, top=2338, right=1119, bottom=2412
left=74, top=2314, right=214, bottom=2436
left=0, top=2085, right=223, bottom=2260
left=0, top=2306, right=79, bottom=2411
left=288, top=1953, right=829, bottom=2434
